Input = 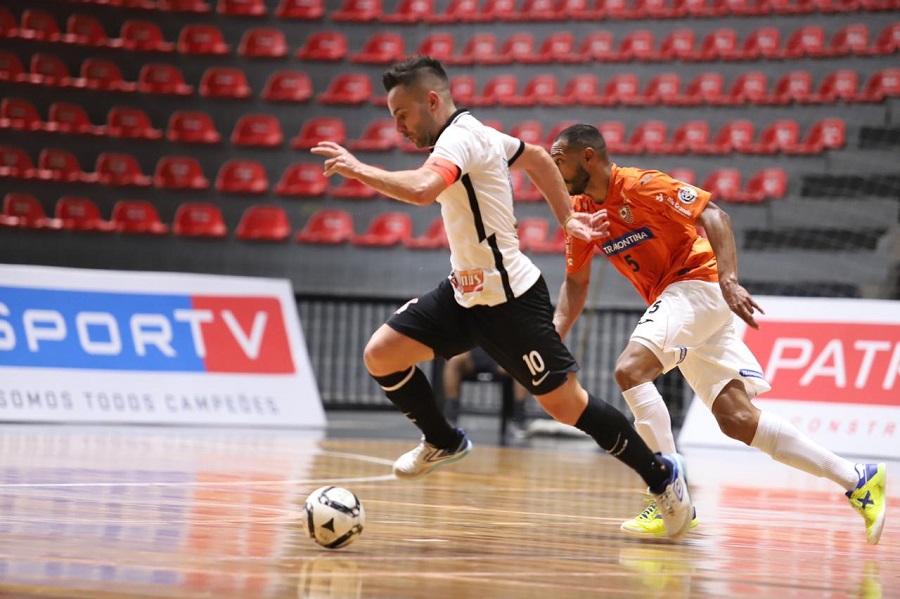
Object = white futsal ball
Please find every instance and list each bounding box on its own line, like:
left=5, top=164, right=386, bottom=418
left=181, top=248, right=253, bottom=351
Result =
left=304, top=486, right=365, bottom=549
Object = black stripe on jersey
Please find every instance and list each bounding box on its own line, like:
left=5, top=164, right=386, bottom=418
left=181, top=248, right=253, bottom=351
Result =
left=507, top=140, right=525, bottom=166
left=462, top=174, right=515, bottom=302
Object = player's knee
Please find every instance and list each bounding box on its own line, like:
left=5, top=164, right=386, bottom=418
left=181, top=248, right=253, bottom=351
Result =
left=614, top=355, right=647, bottom=390
left=363, top=336, right=391, bottom=376
left=715, top=409, right=757, bottom=445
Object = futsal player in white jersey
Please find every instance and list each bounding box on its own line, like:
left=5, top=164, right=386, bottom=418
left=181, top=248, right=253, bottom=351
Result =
left=312, top=56, right=693, bottom=539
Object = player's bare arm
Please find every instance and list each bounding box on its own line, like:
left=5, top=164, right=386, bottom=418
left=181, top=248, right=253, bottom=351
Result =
left=311, top=141, right=447, bottom=206
left=510, top=143, right=609, bottom=242
left=698, top=202, right=764, bottom=329
left=554, top=265, right=591, bottom=341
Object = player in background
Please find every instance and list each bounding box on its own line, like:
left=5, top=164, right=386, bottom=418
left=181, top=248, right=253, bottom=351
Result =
left=312, top=56, right=694, bottom=540
left=549, top=123, right=886, bottom=544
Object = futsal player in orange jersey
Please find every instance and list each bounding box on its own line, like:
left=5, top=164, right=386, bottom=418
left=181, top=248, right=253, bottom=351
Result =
left=549, top=123, right=886, bottom=543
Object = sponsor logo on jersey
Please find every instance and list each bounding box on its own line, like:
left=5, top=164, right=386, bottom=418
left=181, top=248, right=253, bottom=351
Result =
left=0, top=287, right=295, bottom=373
left=678, top=186, right=697, bottom=204
left=451, top=269, right=484, bottom=294
left=601, top=227, right=654, bottom=256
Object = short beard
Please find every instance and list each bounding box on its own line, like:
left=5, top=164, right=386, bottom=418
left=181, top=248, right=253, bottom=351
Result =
left=568, top=165, right=590, bottom=195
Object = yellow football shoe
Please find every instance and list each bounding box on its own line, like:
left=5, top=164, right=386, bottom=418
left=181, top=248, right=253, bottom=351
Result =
left=621, top=493, right=700, bottom=539
left=846, top=463, right=886, bottom=545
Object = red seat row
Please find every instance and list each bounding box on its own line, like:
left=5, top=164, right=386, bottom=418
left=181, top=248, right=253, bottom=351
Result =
left=4, top=1, right=325, bottom=21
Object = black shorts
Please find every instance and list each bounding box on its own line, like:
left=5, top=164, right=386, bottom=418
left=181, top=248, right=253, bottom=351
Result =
left=386, top=276, right=578, bottom=395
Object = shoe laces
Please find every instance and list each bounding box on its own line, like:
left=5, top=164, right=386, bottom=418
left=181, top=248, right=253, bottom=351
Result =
left=636, top=497, right=659, bottom=521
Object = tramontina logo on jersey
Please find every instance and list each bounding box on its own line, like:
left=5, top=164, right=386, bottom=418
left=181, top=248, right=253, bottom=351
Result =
left=601, top=227, right=654, bottom=256
left=0, top=287, right=295, bottom=373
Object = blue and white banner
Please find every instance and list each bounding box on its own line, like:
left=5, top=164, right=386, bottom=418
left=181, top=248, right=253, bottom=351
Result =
left=0, top=265, right=325, bottom=427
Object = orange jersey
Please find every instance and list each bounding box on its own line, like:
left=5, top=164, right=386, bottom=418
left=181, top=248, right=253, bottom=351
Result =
left=566, top=165, right=718, bottom=305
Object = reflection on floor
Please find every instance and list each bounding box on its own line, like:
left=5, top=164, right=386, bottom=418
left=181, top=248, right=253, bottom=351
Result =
left=0, top=412, right=895, bottom=599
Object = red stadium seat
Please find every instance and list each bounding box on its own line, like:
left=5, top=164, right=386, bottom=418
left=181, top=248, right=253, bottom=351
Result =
left=668, top=167, right=696, bottom=186
left=643, top=73, right=682, bottom=106
left=502, top=75, right=562, bottom=107
left=239, top=28, right=288, bottom=58
left=295, top=31, right=348, bottom=61
left=732, top=168, right=787, bottom=202
left=274, top=162, right=328, bottom=196
left=809, top=69, right=858, bottom=103
left=580, top=31, right=619, bottom=62
left=746, top=119, right=801, bottom=153
left=158, top=0, right=213, bottom=12
left=155, top=156, right=209, bottom=190
left=681, top=0, right=728, bottom=16
left=762, top=71, right=813, bottom=105
left=231, top=114, right=284, bottom=147
left=665, top=120, right=711, bottom=154
left=509, top=121, right=545, bottom=146
left=0, top=145, right=36, bottom=178
left=544, top=120, right=580, bottom=149
left=95, top=152, right=152, bottom=186
left=217, top=0, right=268, bottom=16
left=331, top=176, right=378, bottom=198
left=0, top=8, right=18, bottom=38
left=331, top=0, right=383, bottom=21
left=216, top=159, right=269, bottom=194
left=596, top=74, right=642, bottom=106
left=449, top=76, right=478, bottom=105
left=2, top=193, right=62, bottom=229
left=318, top=74, right=372, bottom=104
left=55, top=196, right=115, bottom=232
left=138, top=64, right=193, bottom=95
left=778, top=25, right=827, bottom=59
left=514, top=0, right=563, bottom=20
left=701, top=168, right=742, bottom=202
left=447, top=33, right=500, bottom=65
left=348, top=118, right=401, bottom=151
left=296, top=209, right=354, bottom=244
left=598, top=0, right=640, bottom=18
left=724, top=0, right=770, bottom=15
left=199, top=67, right=252, bottom=99
left=351, top=212, right=413, bottom=247
left=276, top=0, right=324, bottom=19
left=784, top=118, right=845, bottom=154
left=427, top=0, right=487, bottom=23
left=18, top=10, right=62, bottom=42
left=596, top=121, right=627, bottom=153
left=178, top=24, right=229, bottom=55
left=106, top=107, right=162, bottom=139
left=37, top=148, right=97, bottom=183
left=690, top=28, right=738, bottom=61
left=290, top=117, right=346, bottom=149
left=405, top=217, right=449, bottom=250
left=855, top=68, right=900, bottom=102
left=24, top=53, right=80, bottom=87
left=657, top=29, right=697, bottom=61
left=866, top=23, right=900, bottom=55
left=111, top=200, right=169, bottom=235
left=173, top=203, right=227, bottom=238
left=517, top=218, right=551, bottom=252
left=81, top=58, right=137, bottom=92
left=0, top=98, right=44, bottom=131
left=66, top=15, right=121, bottom=47
left=639, top=0, right=689, bottom=18
left=0, top=51, right=24, bottom=82
left=769, top=0, right=816, bottom=12
left=729, top=27, right=780, bottom=61
left=509, top=170, right=543, bottom=202
left=120, top=20, right=174, bottom=53
left=623, top=121, right=669, bottom=154
left=262, top=70, right=313, bottom=102
left=531, top=32, right=581, bottom=63
left=237, top=206, right=292, bottom=242
left=558, top=0, right=601, bottom=19
left=482, top=0, right=519, bottom=20
left=471, top=75, right=518, bottom=107
left=828, top=24, right=870, bottom=57
left=167, top=110, right=221, bottom=144
left=351, top=32, right=406, bottom=64
left=815, top=0, right=859, bottom=12
left=712, top=71, right=768, bottom=105
left=559, top=74, right=603, bottom=105
left=381, top=0, right=434, bottom=22
left=417, top=33, right=456, bottom=62
left=489, top=33, right=538, bottom=64
left=697, top=120, right=755, bottom=153
left=618, top=30, right=657, bottom=61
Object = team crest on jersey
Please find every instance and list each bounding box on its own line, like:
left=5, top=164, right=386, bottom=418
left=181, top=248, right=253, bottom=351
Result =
left=619, top=205, right=634, bottom=223
left=678, top=186, right=697, bottom=204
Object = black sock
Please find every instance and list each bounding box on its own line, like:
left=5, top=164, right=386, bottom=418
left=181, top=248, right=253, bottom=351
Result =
left=574, top=393, right=669, bottom=492
left=372, top=367, right=461, bottom=449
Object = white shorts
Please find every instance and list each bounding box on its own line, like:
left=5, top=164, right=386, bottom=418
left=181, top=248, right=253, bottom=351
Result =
left=630, top=280, right=772, bottom=409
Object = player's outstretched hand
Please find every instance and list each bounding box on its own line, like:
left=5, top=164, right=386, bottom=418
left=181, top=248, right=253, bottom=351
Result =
left=310, top=141, right=363, bottom=179
left=565, top=209, right=610, bottom=242
left=721, top=279, right=764, bottom=329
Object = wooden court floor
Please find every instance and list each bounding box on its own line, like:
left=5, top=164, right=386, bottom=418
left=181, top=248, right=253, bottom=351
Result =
left=0, top=423, right=896, bottom=599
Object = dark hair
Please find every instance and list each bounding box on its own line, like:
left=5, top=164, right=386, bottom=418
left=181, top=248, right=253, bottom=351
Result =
left=382, top=55, right=449, bottom=92
left=555, top=123, right=607, bottom=152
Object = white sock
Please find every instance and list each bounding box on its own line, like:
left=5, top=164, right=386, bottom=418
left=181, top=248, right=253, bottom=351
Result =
left=750, top=411, right=858, bottom=490
left=622, top=382, right=677, bottom=454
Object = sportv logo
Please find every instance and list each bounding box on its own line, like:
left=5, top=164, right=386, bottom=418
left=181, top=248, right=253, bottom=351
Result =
left=744, top=321, right=900, bottom=407
left=0, top=287, right=295, bottom=373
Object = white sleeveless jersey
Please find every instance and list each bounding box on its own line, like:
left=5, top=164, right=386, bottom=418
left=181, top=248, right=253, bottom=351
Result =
left=430, top=110, right=542, bottom=308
